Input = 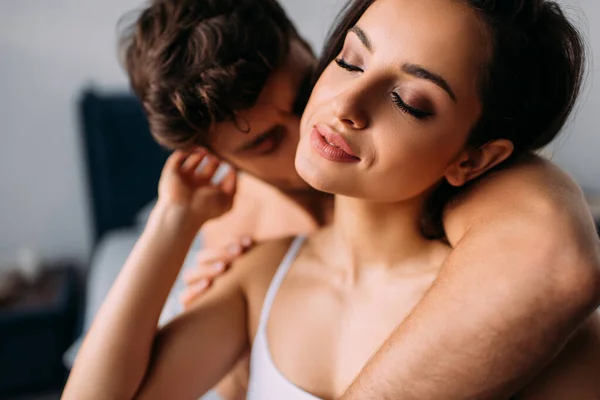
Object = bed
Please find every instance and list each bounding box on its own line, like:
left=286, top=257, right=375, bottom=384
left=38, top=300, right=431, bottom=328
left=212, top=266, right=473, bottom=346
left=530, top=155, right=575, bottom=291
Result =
left=64, top=89, right=218, bottom=399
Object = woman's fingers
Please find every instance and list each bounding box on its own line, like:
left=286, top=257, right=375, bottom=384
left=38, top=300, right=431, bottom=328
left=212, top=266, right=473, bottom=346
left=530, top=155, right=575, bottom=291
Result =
left=219, top=168, right=238, bottom=196
left=179, top=148, right=209, bottom=175
left=165, top=150, right=190, bottom=171
left=193, top=154, right=221, bottom=185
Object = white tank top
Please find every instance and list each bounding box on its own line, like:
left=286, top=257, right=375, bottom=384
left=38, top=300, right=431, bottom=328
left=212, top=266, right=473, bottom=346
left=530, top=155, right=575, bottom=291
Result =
left=246, top=236, right=322, bottom=400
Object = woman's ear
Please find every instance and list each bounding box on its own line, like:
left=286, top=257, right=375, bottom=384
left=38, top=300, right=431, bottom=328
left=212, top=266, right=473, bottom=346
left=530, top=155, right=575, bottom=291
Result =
left=444, top=139, right=514, bottom=187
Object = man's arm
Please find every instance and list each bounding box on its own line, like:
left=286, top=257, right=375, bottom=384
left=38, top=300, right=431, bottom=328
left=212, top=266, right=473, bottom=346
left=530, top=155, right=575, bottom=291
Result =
left=342, top=156, right=600, bottom=399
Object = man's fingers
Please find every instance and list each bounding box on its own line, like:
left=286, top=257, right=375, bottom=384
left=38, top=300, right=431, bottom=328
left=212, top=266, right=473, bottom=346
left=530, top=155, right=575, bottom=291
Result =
left=196, top=248, right=232, bottom=264
left=184, top=262, right=226, bottom=284
left=179, top=279, right=211, bottom=308
left=240, top=236, right=254, bottom=250
left=194, top=238, right=251, bottom=264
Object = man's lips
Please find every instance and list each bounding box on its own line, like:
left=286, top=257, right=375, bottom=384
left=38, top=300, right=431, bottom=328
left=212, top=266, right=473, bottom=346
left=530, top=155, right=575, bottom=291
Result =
left=314, top=125, right=360, bottom=159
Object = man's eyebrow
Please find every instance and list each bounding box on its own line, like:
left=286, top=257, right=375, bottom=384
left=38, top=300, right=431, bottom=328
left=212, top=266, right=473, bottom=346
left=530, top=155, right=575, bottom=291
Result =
left=402, top=63, right=457, bottom=103
left=234, top=125, right=278, bottom=153
left=349, top=26, right=372, bottom=52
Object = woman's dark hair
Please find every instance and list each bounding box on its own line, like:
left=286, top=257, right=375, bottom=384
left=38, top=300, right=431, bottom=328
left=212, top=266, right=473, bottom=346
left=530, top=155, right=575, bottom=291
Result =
left=120, top=0, right=302, bottom=148
left=316, top=0, right=586, bottom=237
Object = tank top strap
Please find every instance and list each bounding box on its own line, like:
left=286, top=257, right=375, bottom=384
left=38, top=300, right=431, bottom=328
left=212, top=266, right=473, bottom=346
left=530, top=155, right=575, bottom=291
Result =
left=257, top=236, right=306, bottom=331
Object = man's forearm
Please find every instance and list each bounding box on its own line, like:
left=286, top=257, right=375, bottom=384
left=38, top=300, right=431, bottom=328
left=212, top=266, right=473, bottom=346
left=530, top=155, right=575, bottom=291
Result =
left=342, top=218, right=600, bottom=400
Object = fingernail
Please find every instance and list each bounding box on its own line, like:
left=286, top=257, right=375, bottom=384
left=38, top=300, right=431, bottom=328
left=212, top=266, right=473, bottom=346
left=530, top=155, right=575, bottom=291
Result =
left=179, top=294, right=189, bottom=306
left=195, top=280, right=209, bottom=292
left=212, top=261, right=225, bottom=272
left=228, top=243, right=242, bottom=255
left=195, top=158, right=210, bottom=175
left=241, top=236, right=252, bottom=247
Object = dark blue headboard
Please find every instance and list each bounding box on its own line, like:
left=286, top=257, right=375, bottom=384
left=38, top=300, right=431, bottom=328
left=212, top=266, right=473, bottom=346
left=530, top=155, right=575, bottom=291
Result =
left=79, top=89, right=169, bottom=245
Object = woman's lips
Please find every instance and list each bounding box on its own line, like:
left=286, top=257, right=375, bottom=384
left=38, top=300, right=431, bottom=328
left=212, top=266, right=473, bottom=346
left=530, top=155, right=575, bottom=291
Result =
left=310, top=126, right=360, bottom=163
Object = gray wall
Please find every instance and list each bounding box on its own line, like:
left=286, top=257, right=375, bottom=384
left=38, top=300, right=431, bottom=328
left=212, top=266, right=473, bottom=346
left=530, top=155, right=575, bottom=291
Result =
left=549, top=0, right=600, bottom=194
left=0, top=0, right=597, bottom=265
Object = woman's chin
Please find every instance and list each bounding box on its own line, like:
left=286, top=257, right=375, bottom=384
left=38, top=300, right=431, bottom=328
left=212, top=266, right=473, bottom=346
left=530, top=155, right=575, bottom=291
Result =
left=295, top=155, right=352, bottom=196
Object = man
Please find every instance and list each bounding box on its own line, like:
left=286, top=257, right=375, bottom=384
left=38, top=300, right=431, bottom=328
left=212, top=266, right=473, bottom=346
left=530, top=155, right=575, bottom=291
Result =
left=121, top=0, right=600, bottom=398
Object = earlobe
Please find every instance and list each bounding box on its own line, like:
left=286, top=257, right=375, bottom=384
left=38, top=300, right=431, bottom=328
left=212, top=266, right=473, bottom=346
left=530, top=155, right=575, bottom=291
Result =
left=445, top=139, right=514, bottom=187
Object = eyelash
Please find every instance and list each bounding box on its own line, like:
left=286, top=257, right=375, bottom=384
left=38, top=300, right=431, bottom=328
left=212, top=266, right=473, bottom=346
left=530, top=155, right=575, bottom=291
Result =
left=248, top=129, right=283, bottom=155
left=335, top=58, right=363, bottom=73
left=334, top=58, right=433, bottom=120
left=391, top=93, right=433, bottom=120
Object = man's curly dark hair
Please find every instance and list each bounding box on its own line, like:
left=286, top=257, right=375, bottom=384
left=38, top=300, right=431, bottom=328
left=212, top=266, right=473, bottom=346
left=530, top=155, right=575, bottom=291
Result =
left=120, top=0, right=301, bottom=148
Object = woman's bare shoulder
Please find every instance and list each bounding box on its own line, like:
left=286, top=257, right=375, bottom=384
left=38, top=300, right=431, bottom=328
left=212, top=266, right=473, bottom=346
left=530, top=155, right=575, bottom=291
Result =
left=232, top=236, right=297, bottom=292
left=230, top=236, right=299, bottom=338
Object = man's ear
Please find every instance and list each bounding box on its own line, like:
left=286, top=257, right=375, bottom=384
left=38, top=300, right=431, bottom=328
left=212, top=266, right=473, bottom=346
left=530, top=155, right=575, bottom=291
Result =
left=444, top=139, right=514, bottom=187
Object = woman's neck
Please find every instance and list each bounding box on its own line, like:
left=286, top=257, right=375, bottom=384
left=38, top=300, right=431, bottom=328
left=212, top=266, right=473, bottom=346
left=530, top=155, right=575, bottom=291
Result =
left=327, top=195, right=433, bottom=274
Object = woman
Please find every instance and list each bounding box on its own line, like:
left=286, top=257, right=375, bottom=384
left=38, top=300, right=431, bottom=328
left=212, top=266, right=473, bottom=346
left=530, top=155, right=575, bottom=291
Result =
left=64, top=0, right=600, bottom=399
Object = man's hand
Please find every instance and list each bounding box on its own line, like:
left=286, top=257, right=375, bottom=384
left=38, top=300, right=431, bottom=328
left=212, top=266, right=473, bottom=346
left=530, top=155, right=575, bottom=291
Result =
left=157, top=148, right=237, bottom=228
left=181, top=237, right=254, bottom=308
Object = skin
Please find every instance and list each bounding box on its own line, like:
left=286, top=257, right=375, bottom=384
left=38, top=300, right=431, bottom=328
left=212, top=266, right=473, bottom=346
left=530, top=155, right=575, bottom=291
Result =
left=64, top=0, right=600, bottom=399
left=182, top=2, right=600, bottom=399
left=205, top=39, right=333, bottom=228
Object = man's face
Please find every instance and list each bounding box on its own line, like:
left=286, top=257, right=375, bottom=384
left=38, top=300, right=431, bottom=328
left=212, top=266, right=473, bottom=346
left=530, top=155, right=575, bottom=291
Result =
left=208, top=39, right=316, bottom=193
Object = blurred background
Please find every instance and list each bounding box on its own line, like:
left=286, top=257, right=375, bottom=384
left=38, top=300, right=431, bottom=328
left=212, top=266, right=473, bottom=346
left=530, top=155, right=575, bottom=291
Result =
left=0, top=0, right=598, bottom=398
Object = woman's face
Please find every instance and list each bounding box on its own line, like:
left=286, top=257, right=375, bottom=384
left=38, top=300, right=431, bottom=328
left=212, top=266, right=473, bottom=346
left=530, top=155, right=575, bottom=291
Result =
left=296, top=0, right=489, bottom=202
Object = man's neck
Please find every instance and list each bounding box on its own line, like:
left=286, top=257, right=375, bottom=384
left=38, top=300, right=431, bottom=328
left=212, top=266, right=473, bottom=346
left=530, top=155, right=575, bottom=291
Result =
left=282, top=188, right=334, bottom=227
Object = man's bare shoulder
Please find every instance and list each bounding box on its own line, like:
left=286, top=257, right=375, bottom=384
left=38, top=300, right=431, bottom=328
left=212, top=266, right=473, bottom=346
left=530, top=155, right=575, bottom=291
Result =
left=443, top=155, right=600, bottom=301
left=444, top=155, right=590, bottom=238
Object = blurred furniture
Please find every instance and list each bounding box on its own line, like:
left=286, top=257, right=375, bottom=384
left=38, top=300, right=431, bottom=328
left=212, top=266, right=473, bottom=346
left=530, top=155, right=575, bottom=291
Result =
left=63, top=89, right=182, bottom=365
left=0, top=264, right=78, bottom=397
left=80, top=89, right=169, bottom=245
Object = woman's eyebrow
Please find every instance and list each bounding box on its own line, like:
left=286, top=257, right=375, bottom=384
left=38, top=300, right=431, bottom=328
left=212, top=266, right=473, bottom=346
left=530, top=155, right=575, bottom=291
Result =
left=349, top=26, right=372, bottom=52
left=402, top=64, right=458, bottom=103
left=349, top=26, right=457, bottom=103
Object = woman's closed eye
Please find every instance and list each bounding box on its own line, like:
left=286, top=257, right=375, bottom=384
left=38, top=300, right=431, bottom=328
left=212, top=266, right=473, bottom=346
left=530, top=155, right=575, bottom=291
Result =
left=335, top=58, right=363, bottom=73
left=391, top=93, right=434, bottom=120
left=335, top=58, right=434, bottom=120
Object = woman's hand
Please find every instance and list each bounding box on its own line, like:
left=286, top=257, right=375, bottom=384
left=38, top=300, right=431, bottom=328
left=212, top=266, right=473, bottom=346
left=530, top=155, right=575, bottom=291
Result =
left=64, top=149, right=238, bottom=400
left=157, top=148, right=237, bottom=228
left=180, top=237, right=255, bottom=309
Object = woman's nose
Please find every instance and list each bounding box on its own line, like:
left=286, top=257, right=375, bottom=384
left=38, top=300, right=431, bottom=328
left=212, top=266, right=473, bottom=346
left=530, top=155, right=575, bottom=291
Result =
left=332, top=87, right=369, bottom=130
